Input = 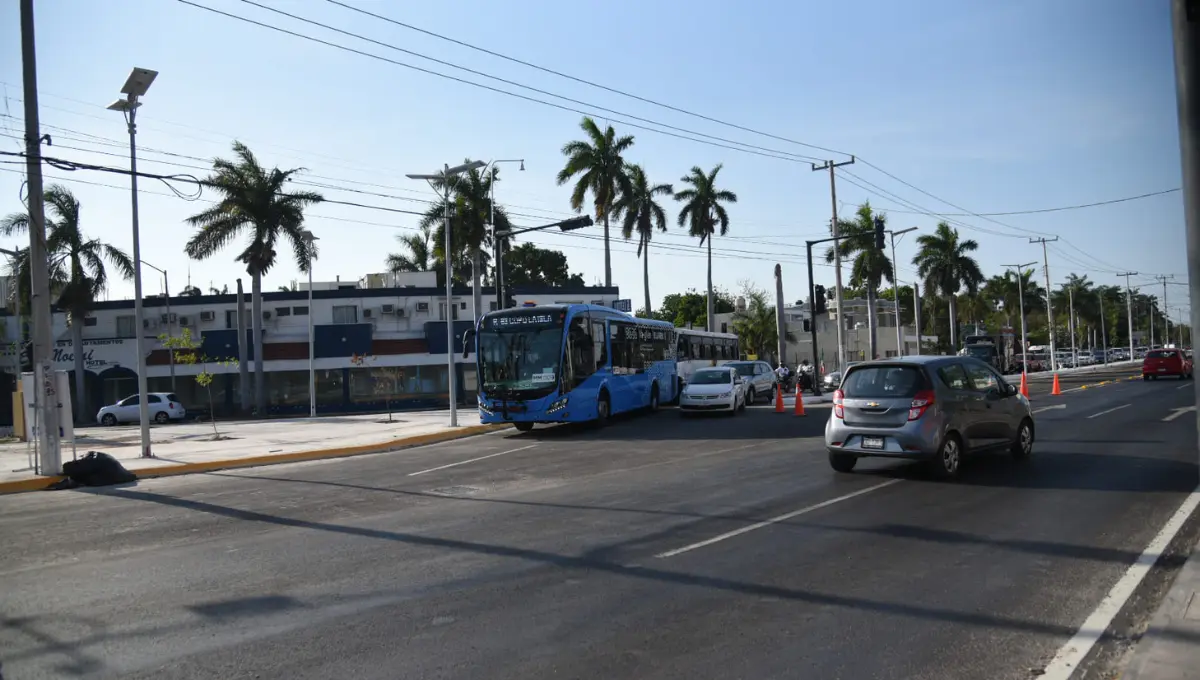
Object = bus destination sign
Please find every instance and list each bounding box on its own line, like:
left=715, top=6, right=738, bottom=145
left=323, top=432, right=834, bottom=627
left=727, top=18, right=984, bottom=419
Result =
left=487, top=312, right=560, bottom=329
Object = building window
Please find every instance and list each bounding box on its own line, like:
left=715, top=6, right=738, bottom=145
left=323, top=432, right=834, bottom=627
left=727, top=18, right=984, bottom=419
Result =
left=84, top=317, right=97, bottom=327
left=116, top=315, right=136, bottom=338
left=439, top=303, right=459, bottom=321
left=293, top=306, right=309, bottom=315
left=275, top=307, right=292, bottom=317
left=332, top=305, right=358, bottom=324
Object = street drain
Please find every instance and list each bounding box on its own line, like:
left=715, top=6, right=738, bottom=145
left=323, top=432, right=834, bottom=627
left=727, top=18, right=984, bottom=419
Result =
left=429, top=485, right=481, bottom=497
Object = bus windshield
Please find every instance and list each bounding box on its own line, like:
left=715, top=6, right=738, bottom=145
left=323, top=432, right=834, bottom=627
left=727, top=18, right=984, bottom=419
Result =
left=478, top=311, right=565, bottom=394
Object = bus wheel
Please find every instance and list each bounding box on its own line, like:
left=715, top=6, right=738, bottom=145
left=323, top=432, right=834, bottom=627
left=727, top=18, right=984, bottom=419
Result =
left=649, top=385, right=660, bottom=412
left=597, top=393, right=611, bottom=425
left=514, top=422, right=534, bottom=432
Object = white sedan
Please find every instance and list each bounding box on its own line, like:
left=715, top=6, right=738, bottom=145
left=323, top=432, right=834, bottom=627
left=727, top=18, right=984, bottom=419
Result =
left=679, top=367, right=746, bottom=415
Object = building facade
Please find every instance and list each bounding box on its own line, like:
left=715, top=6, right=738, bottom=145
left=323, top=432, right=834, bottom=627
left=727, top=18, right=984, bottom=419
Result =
left=0, top=279, right=621, bottom=422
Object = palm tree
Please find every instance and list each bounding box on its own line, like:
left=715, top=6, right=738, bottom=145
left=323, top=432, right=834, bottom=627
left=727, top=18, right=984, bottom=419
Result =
left=674, top=164, right=738, bottom=332
left=732, top=285, right=795, bottom=361
left=179, top=285, right=203, bottom=297
left=185, top=141, right=323, bottom=416
left=417, top=163, right=512, bottom=318
left=1055, top=273, right=1094, bottom=355
left=824, top=203, right=894, bottom=358
left=386, top=225, right=434, bottom=274
left=612, top=164, right=672, bottom=317
left=912, top=221, right=984, bottom=350
left=556, top=116, right=634, bottom=288
left=1, top=185, right=134, bottom=421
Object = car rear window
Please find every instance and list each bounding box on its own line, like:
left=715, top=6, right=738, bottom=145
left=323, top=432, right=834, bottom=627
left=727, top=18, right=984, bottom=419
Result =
left=166, top=394, right=180, bottom=403
left=841, top=365, right=928, bottom=398
left=1146, top=350, right=1176, bottom=359
left=726, top=363, right=756, bottom=376
left=690, top=370, right=732, bottom=385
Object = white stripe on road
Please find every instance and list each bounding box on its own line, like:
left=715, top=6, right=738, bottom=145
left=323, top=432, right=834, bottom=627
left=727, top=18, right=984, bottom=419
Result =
left=1162, top=406, right=1197, bottom=422
left=1177, top=382, right=1193, bottom=390
left=408, top=445, right=538, bottom=476
left=1086, top=404, right=1129, bottom=419
left=1032, top=404, right=1067, bottom=414
left=655, top=480, right=903, bottom=558
left=1038, top=487, right=1200, bottom=680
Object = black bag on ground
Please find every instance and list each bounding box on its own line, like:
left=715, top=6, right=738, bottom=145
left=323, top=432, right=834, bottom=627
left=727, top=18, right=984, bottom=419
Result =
left=61, top=451, right=138, bottom=487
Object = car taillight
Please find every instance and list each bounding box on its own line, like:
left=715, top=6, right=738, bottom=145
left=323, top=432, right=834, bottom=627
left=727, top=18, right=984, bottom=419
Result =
left=169, top=402, right=175, bottom=409
left=908, top=390, right=935, bottom=421
left=833, top=389, right=844, bottom=419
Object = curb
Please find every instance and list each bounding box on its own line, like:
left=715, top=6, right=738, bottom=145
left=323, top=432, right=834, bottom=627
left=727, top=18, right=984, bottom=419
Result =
left=0, top=423, right=511, bottom=496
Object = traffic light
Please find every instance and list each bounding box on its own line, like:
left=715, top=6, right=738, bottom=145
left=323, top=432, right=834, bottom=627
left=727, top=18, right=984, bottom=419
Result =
left=813, top=285, right=827, bottom=314
left=874, top=216, right=886, bottom=250
left=558, top=216, right=594, bottom=232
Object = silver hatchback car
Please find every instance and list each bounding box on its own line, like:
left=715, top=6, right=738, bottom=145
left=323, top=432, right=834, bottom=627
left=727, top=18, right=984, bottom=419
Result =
left=824, top=356, right=1034, bottom=479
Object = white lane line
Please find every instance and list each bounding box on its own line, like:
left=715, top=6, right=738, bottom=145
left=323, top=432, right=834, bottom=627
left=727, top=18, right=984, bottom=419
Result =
left=655, top=479, right=903, bottom=558
left=1163, top=406, right=1197, bottom=422
left=1177, top=383, right=1193, bottom=390
left=407, top=444, right=538, bottom=476
left=1086, top=404, right=1130, bottom=419
left=1038, top=487, right=1200, bottom=680
left=1033, top=404, right=1067, bottom=414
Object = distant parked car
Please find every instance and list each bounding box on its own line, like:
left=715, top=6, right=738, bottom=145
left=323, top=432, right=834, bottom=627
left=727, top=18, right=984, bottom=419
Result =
left=724, top=360, right=778, bottom=404
left=97, top=393, right=186, bottom=426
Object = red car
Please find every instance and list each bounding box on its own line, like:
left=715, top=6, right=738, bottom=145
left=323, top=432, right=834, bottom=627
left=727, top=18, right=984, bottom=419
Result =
left=1142, top=348, right=1194, bottom=380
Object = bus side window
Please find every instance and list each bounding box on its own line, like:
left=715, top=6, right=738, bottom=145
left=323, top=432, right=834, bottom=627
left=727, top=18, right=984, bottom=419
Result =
left=568, top=317, right=595, bottom=385
left=592, top=321, right=608, bottom=370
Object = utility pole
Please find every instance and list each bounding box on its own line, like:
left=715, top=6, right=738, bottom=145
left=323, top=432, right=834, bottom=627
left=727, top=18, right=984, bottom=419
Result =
left=1117, top=272, right=1138, bottom=360
left=1003, top=262, right=1037, bottom=376
left=913, top=282, right=922, bottom=352
left=20, top=0, right=63, bottom=476
left=1098, top=290, right=1108, bottom=365
left=811, top=156, right=855, bottom=369
left=774, top=264, right=787, bottom=366
left=1156, top=274, right=1174, bottom=344
left=1068, top=284, right=1077, bottom=367
left=1030, top=237, right=1060, bottom=371
left=888, top=227, right=917, bottom=356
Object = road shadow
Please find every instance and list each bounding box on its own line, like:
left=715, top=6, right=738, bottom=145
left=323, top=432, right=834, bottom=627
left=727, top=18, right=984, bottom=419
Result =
left=499, top=407, right=827, bottom=442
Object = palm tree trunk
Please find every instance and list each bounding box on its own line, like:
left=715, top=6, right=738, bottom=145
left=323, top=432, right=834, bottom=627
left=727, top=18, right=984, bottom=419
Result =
left=642, top=240, right=651, bottom=318
left=603, top=214, right=612, bottom=288
left=866, top=285, right=879, bottom=359
left=71, top=315, right=85, bottom=424
left=471, top=246, right=482, bottom=321
left=706, top=235, right=714, bottom=332
left=948, top=294, right=959, bottom=349
left=251, top=272, right=265, bottom=416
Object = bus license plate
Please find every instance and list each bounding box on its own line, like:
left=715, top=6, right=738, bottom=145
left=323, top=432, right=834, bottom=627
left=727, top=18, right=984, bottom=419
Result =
left=862, top=436, right=884, bottom=450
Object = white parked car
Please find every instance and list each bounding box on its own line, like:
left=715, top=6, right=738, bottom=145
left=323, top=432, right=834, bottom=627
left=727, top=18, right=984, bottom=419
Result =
left=97, top=393, right=186, bottom=426
left=724, top=360, right=778, bottom=404
left=679, top=367, right=746, bottom=415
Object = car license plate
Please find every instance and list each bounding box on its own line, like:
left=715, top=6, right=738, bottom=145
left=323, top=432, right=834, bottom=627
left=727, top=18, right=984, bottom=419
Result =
left=862, top=436, right=884, bottom=450
left=1159, top=367, right=1167, bottom=372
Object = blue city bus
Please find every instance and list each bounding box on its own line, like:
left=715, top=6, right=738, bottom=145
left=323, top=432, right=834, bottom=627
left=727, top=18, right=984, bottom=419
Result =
left=463, top=304, right=678, bottom=431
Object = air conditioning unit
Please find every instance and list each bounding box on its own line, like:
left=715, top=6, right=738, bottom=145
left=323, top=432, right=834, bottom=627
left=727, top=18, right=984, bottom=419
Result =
left=363, top=308, right=374, bottom=319
left=381, top=303, right=396, bottom=315
left=262, top=311, right=272, bottom=320
left=160, top=313, right=177, bottom=324
left=199, top=310, right=215, bottom=322
left=416, top=302, right=430, bottom=312
left=178, top=316, right=191, bottom=326
left=142, top=318, right=157, bottom=329
left=395, top=308, right=406, bottom=318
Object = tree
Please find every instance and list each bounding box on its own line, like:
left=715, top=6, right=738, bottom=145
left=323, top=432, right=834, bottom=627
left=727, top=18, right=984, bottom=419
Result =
left=185, top=141, right=323, bottom=416
left=674, top=164, right=738, bottom=332
left=731, top=282, right=795, bottom=361
left=418, top=163, right=512, bottom=316
left=208, top=284, right=229, bottom=295
left=179, top=285, right=203, bottom=297
left=159, top=327, right=237, bottom=439
left=2, top=185, right=134, bottom=421
left=350, top=352, right=405, bottom=423
left=557, top=116, right=634, bottom=289
left=824, top=202, right=893, bottom=359
left=613, top=164, right=672, bottom=318
left=650, top=289, right=735, bottom=329
left=912, top=221, right=984, bottom=350
left=503, top=243, right=586, bottom=288
left=1053, top=273, right=1095, bottom=352
left=387, top=225, right=434, bottom=274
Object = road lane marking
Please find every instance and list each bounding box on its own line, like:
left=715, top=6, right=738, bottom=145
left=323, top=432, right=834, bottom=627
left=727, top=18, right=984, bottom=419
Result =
left=655, top=480, right=903, bottom=558
left=1086, top=404, right=1129, bottom=419
left=1162, top=406, right=1197, bottom=422
left=1038, top=487, right=1200, bottom=680
left=408, top=444, right=538, bottom=476
left=1032, top=404, right=1067, bottom=414
left=1177, top=383, right=1193, bottom=390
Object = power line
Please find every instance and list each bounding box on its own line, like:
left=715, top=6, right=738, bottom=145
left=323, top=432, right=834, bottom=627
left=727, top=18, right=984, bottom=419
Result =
left=850, top=187, right=1181, bottom=217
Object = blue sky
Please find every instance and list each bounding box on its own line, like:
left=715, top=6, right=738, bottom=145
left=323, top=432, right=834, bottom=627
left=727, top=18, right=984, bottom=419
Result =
left=0, top=0, right=1186, bottom=320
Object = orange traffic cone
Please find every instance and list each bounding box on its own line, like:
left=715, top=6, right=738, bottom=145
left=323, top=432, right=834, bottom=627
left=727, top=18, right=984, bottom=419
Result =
left=775, top=384, right=785, bottom=413
left=794, top=384, right=806, bottom=416
left=1019, top=372, right=1029, bottom=399
left=1051, top=373, right=1062, bottom=396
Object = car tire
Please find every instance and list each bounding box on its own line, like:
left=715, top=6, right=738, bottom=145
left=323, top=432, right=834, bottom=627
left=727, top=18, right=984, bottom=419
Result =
left=649, top=384, right=660, bottom=412
left=1143, top=375, right=1149, bottom=381
left=101, top=413, right=117, bottom=426
left=747, top=387, right=757, bottom=405
left=829, top=451, right=857, bottom=473
left=514, top=422, right=534, bottom=432
left=154, top=411, right=169, bottom=424
left=1011, top=418, right=1034, bottom=460
left=930, top=433, right=963, bottom=480
left=596, top=392, right=611, bottom=426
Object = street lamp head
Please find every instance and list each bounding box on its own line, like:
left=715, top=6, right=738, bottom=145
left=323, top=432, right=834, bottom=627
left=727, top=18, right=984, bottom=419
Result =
left=106, top=99, right=139, bottom=112
left=405, top=173, right=439, bottom=181
left=519, top=160, right=525, bottom=171
left=893, top=226, right=918, bottom=236
left=300, top=229, right=319, bottom=244
left=120, top=68, right=158, bottom=97
left=448, top=160, right=486, bottom=175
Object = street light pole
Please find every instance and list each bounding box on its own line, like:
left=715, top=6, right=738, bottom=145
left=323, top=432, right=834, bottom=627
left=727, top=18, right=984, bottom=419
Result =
left=485, top=159, right=524, bottom=314
left=888, top=227, right=917, bottom=356
left=1002, top=262, right=1037, bottom=377
left=142, top=261, right=175, bottom=393
left=107, top=67, right=157, bottom=458
left=408, top=160, right=487, bottom=428
left=300, top=229, right=318, bottom=418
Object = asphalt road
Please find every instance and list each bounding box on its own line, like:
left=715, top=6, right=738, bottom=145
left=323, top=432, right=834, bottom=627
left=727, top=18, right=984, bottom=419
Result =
left=1, top=365, right=1197, bottom=680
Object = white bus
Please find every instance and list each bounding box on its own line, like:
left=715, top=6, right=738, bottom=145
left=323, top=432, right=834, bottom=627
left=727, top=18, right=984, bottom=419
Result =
left=674, top=328, right=740, bottom=391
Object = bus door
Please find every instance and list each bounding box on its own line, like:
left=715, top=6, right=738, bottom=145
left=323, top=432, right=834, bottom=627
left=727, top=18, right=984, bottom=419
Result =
left=563, top=313, right=601, bottom=416
left=606, top=320, right=644, bottom=412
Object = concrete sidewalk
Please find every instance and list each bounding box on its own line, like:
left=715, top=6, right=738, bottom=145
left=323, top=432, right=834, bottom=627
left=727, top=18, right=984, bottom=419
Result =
left=0, top=410, right=505, bottom=493
left=1121, top=542, right=1200, bottom=679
